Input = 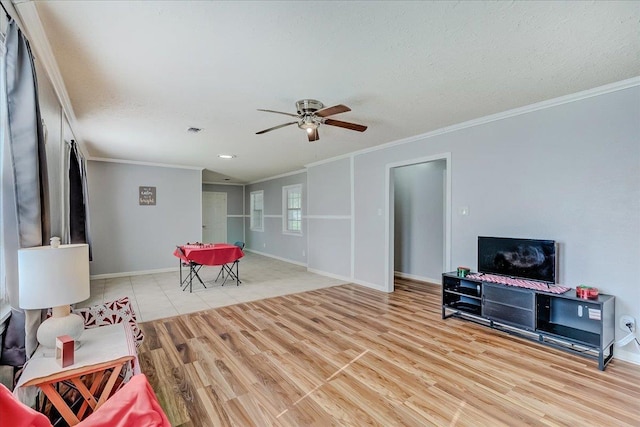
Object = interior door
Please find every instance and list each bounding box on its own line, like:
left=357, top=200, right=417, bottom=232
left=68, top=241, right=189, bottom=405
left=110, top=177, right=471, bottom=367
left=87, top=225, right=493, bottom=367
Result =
left=202, top=192, right=227, bottom=243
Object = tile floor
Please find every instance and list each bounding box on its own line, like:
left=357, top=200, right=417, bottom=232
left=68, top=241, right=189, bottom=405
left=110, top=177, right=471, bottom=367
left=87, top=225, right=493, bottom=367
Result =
left=78, top=252, right=347, bottom=322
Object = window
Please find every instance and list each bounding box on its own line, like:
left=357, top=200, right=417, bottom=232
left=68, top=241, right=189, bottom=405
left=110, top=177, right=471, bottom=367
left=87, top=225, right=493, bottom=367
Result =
left=282, top=184, right=302, bottom=235
left=250, top=190, right=264, bottom=231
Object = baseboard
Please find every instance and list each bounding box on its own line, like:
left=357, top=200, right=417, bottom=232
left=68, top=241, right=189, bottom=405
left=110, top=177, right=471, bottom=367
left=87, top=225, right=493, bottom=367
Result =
left=306, top=268, right=351, bottom=283
left=90, top=267, right=178, bottom=280
left=305, top=267, right=390, bottom=293
left=350, top=278, right=389, bottom=293
left=615, top=346, right=640, bottom=365
left=244, top=249, right=307, bottom=267
left=394, top=271, right=441, bottom=285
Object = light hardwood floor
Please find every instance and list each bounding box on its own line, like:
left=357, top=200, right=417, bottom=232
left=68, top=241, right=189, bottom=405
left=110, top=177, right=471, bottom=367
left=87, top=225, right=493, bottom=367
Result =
left=138, top=278, right=640, bottom=426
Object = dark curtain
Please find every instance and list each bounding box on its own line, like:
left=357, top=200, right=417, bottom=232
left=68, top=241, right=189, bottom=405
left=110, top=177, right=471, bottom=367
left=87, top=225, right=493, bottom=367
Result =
left=5, top=19, right=49, bottom=247
left=69, top=140, right=85, bottom=243
left=1, top=18, right=50, bottom=364
left=67, top=140, right=91, bottom=259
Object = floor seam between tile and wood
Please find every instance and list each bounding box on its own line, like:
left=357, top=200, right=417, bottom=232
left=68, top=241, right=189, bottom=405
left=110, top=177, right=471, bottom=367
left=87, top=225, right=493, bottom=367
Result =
left=79, top=252, right=346, bottom=322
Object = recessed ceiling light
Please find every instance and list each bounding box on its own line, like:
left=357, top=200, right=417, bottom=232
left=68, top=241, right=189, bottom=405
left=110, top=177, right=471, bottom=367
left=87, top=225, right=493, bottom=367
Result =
left=187, top=127, right=203, bottom=133
left=218, top=154, right=236, bottom=159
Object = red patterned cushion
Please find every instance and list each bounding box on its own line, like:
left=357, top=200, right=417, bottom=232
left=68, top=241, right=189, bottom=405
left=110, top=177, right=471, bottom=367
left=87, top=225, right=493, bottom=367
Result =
left=73, top=297, right=144, bottom=348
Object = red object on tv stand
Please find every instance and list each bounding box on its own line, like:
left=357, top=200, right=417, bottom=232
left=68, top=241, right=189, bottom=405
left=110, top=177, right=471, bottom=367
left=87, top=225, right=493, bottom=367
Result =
left=576, top=286, right=599, bottom=299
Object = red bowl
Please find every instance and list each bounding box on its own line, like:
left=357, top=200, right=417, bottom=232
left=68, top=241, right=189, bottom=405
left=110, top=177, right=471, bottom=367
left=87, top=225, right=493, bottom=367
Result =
left=586, top=288, right=599, bottom=299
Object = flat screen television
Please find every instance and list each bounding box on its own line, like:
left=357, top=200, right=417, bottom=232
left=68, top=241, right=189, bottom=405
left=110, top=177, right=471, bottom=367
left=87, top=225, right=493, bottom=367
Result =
left=478, top=237, right=556, bottom=283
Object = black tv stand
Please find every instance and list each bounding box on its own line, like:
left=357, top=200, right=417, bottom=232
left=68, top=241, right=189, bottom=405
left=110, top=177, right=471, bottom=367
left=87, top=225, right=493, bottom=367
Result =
left=442, top=272, right=615, bottom=370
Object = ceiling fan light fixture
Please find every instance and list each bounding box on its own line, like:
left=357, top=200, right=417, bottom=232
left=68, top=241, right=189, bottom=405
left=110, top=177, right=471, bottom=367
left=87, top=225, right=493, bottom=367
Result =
left=298, top=116, right=318, bottom=133
left=300, top=122, right=317, bottom=132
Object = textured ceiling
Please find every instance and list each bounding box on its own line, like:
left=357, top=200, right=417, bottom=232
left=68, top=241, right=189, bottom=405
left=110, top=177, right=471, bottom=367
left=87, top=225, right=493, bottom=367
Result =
left=14, top=1, right=640, bottom=183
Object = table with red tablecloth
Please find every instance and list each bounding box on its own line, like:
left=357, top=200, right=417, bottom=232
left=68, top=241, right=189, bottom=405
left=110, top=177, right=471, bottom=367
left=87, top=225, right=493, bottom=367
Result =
left=173, top=244, right=244, bottom=290
left=174, top=243, right=244, bottom=266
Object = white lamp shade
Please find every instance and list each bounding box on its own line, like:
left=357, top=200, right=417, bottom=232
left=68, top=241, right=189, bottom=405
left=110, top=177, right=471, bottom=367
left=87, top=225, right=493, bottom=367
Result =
left=18, top=244, right=90, bottom=309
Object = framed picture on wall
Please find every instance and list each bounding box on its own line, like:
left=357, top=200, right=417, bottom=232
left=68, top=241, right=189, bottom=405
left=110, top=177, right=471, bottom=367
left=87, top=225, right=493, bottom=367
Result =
left=139, top=186, right=156, bottom=205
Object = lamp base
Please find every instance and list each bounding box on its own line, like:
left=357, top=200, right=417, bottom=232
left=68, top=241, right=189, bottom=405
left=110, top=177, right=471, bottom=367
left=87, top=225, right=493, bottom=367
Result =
left=37, top=306, right=84, bottom=349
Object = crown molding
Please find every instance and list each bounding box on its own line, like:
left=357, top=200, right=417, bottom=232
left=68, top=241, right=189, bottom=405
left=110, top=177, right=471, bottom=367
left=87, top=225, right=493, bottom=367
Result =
left=304, top=152, right=353, bottom=169
left=89, top=157, right=204, bottom=171
left=202, top=181, right=244, bottom=186
left=247, top=168, right=306, bottom=185
left=308, top=76, right=640, bottom=167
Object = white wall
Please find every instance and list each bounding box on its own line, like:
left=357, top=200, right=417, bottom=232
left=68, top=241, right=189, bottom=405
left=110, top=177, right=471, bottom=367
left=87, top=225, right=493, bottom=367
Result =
left=346, top=85, right=640, bottom=363
left=393, top=160, right=445, bottom=283
left=87, top=161, right=202, bottom=275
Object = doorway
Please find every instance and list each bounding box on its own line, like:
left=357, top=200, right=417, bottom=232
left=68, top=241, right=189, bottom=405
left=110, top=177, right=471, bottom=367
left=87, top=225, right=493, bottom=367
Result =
left=385, top=153, right=451, bottom=292
left=202, top=191, right=227, bottom=243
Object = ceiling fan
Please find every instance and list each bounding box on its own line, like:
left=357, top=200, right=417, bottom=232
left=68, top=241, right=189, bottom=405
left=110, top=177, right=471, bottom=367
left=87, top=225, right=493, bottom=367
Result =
left=256, top=99, right=367, bottom=142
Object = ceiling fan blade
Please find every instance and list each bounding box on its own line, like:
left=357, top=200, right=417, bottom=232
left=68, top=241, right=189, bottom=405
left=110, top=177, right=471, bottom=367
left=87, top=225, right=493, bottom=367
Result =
left=256, top=121, right=298, bottom=135
left=323, top=118, right=367, bottom=132
left=307, top=128, right=319, bottom=142
left=257, top=109, right=300, bottom=118
left=315, top=104, right=351, bottom=117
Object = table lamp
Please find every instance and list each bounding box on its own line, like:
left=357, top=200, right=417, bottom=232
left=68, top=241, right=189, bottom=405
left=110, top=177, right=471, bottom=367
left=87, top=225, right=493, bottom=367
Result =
left=18, top=240, right=90, bottom=349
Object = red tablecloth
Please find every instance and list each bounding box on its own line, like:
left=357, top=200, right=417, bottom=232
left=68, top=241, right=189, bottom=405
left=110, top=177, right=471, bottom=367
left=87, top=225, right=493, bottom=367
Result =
left=174, top=244, right=243, bottom=266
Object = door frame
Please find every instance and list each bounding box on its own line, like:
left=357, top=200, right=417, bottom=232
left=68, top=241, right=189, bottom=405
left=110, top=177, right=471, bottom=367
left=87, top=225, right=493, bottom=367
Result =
left=384, top=153, right=451, bottom=292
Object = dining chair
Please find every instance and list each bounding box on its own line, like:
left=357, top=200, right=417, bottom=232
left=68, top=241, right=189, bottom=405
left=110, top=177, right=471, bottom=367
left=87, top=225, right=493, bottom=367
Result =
left=216, top=241, right=245, bottom=286
left=176, top=245, right=206, bottom=293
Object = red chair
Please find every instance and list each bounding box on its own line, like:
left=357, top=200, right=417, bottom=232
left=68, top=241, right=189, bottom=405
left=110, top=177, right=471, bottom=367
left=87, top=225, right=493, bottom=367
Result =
left=0, top=374, right=170, bottom=427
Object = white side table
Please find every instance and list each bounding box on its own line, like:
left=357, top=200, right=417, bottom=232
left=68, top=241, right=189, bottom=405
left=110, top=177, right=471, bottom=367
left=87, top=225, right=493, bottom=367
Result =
left=14, top=323, right=138, bottom=426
